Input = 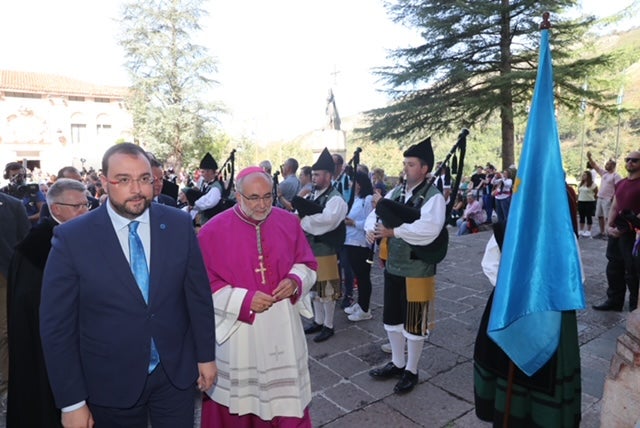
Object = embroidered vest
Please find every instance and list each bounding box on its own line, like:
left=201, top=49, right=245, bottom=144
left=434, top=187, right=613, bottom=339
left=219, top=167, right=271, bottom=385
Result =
left=305, top=187, right=346, bottom=257
left=386, top=183, right=442, bottom=278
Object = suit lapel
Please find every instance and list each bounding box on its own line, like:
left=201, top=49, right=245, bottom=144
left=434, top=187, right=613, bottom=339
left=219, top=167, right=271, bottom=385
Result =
left=148, top=205, right=167, bottom=305
left=93, top=205, right=148, bottom=305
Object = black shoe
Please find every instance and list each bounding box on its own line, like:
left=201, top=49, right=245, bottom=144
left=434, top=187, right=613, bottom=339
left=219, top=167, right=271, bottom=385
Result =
left=592, top=301, right=623, bottom=312
left=369, top=362, right=405, bottom=379
left=394, top=370, right=419, bottom=394
left=313, top=326, right=334, bottom=342
left=304, top=322, right=323, bottom=334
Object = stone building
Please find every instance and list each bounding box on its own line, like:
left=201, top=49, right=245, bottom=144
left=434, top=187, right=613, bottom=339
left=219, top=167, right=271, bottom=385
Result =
left=0, top=70, right=132, bottom=176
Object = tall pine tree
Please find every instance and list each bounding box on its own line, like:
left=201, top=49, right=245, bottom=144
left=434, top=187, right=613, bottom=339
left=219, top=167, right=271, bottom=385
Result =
left=119, top=0, right=220, bottom=167
left=362, top=0, right=614, bottom=169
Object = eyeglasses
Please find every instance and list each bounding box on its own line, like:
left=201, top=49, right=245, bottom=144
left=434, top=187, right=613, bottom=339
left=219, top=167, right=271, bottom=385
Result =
left=105, top=176, right=154, bottom=187
left=625, top=158, right=640, bottom=164
left=55, top=201, right=91, bottom=210
left=239, top=192, right=273, bottom=203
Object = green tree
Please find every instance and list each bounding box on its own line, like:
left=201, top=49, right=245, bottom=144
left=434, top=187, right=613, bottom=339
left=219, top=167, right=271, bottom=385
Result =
left=360, top=0, right=615, bottom=170
left=118, top=0, right=221, bottom=167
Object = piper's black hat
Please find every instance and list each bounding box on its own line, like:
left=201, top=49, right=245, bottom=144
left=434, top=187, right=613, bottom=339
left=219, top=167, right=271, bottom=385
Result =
left=403, top=137, right=434, bottom=168
left=199, top=152, right=218, bottom=170
left=311, top=148, right=335, bottom=172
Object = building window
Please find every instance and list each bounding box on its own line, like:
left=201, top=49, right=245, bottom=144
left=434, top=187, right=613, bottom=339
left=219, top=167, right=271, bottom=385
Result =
left=4, top=91, right=41, bottom=99
left=69, top=96, right=85, bottom=101
left=96, top=123, right=112, bottom=136
left=94, top=97, right=110, bottom=103
left=71, top=124, right=87, bottom=144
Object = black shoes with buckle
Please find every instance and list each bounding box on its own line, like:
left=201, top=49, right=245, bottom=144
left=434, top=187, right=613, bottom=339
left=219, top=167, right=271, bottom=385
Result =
left=370, top=363, right=418, bottom=394
left=304, top=322, right=323, bottom=334
left=313, top=326, right=334, bottom=342
left=369, top=362, right=405, bottom=379
left=394, top=370, right=419, bottom=394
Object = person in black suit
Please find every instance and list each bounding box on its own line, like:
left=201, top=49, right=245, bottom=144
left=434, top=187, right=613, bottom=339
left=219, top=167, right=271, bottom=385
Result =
left=40, top=143, right=217, bottom=428
left=149, top=156, right=178, bottom=207
left=7, top=178, right=90, bottom=427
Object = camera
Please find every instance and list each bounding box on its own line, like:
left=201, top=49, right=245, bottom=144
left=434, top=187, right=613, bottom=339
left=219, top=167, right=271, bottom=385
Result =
left=17, top=183, right=39, bottom=199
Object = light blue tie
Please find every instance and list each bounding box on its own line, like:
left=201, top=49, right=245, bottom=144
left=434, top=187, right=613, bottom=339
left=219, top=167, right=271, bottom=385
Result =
left=128, top=221, right=160, bottom=373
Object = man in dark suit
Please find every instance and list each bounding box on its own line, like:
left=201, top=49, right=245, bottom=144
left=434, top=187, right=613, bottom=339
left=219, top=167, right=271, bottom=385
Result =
left=149, top=156, right=178, bottom=207
left=40, top=143, right=217, bottom=427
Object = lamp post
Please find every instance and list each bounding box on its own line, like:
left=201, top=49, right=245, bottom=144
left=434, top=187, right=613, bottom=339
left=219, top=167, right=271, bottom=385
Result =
left=615, top=86, right=624, bottom=159
left=579, top=80, right=588, bottom=172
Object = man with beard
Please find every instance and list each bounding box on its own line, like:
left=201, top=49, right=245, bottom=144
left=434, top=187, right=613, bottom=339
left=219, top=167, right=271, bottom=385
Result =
left=7, top=178, right=90, bottom=427
left=198, top=166, right=317, bottom=427
left=40, top=143, right=217, bottom=428
left=593, top=150, right=640, bottom=312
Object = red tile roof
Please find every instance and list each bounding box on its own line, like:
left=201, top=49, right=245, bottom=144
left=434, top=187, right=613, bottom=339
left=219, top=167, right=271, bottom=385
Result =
left=0, top=70, right=128, bottom=98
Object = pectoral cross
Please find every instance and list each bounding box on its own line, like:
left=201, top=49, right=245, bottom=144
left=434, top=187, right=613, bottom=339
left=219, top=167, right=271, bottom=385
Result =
left=255, top=255, right=267, bottom=285
left=269, top=345, right=284, bottom=362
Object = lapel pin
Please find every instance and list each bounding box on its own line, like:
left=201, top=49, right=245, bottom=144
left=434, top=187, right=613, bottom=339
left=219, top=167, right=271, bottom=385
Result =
left=160, top=223, right=166, bottom=230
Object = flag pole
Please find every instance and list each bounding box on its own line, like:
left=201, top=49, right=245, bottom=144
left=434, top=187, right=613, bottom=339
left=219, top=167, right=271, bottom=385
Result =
left=501, top=13, right=552, bottom=428
left=503, top=361, right=516, bottom=427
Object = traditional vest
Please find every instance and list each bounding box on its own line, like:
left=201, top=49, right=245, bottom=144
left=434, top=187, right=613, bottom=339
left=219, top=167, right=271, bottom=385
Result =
left=386, top=182, right=441, bottom=278
left=200, top=180, right=225, bottom=223
left=305, top=187, right=345, bottom=257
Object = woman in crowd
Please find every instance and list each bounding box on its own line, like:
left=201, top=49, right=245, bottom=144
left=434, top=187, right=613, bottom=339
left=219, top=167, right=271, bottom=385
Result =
left=577, top=170, right=597, bottom=238
left=457, top=193, right=486, bottom=236
left=492, top=169, right=513, bottom=223
left=372, top=167, right=387, bottom=196
left=343, top=171, right=375, bottom=321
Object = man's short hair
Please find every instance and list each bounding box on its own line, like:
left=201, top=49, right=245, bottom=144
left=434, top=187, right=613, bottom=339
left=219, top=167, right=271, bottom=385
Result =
left=300, top=166, right=311, bottom=178
left=285, top=158, right=299, bottom=174
left=57, top=166, right=81, bottom=179
left=101, top=143, right=148, bottom=176
left=46, top=178, right=87, bottom=206
left=259, top=160, right=272, bottom=174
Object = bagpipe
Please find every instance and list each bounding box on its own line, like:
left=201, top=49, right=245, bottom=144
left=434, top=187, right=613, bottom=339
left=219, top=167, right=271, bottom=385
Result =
left=373, top=129, right=469, bottom=265
left=343, top=147, right=362, bottom=210
left=272, top=170, right=280, bottom=206
left=201, top=149, right=237, bottom=220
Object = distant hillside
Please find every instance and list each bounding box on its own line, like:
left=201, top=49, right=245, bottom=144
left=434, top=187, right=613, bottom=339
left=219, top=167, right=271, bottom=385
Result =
left=595, top=26, right=640, bottom=108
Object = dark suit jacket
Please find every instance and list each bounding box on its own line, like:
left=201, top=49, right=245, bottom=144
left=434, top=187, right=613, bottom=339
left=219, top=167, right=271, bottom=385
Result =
left=40, top=204, right=215, bottom=409
left=155, top=193, right=177, bottom=207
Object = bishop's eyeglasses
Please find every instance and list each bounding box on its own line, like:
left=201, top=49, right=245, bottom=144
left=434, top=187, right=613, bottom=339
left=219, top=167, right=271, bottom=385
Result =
left=238, top=192, right=273, bottom=204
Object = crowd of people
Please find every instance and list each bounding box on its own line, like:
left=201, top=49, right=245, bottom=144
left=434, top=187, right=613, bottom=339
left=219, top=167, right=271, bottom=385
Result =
left=1, top=140, right=639, bottom=427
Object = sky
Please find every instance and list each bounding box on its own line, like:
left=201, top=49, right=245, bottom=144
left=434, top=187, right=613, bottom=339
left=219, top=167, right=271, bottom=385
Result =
left=0, top=0, right=636, bottom=143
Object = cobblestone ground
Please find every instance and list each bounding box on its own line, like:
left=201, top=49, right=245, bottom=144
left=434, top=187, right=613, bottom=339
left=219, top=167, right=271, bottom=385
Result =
left=2, top=229, right=624, bottom=428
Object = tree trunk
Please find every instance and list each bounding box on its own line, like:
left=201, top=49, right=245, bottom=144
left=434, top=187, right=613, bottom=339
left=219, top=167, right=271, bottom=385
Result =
left=499, top=0, right=515, bottom=170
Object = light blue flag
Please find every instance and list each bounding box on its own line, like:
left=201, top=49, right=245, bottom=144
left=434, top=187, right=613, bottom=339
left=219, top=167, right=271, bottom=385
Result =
left=487, top=29, right=586, bottom=376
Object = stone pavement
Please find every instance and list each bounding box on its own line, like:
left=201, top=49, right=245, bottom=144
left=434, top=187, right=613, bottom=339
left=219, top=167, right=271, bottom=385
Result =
left=1, top=229, right=624, bottom=428
left=304, top=229, right=626, bottom=428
